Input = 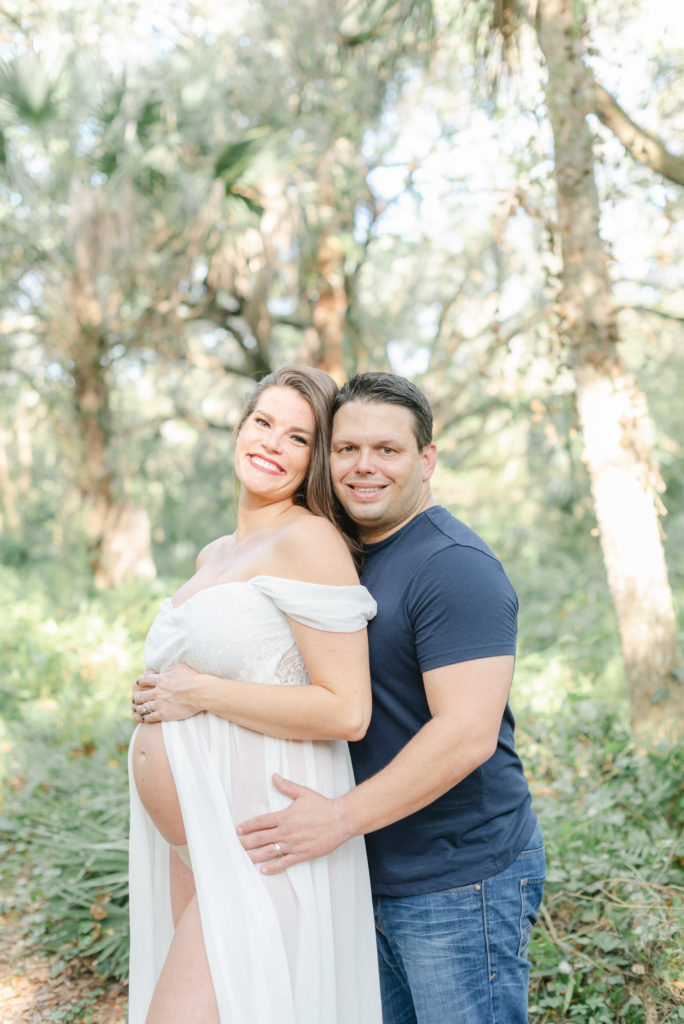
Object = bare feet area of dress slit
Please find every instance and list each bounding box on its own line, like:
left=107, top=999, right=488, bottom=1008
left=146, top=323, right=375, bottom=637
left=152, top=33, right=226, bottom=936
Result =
left=0, top=913, right=127, bottom=1023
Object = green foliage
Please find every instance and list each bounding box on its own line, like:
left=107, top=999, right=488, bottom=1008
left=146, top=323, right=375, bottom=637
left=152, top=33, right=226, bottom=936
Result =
left=49, top=994, right=106, bottom=1024
left=0, top=566, right=163, bottom=978
left=0, top=738, right=130, bottom=979
left=0, top=52, right=61, bottom=124
left=0, top=564, right=167, bottom=752
left=524, top=699, right=684, bottom=1022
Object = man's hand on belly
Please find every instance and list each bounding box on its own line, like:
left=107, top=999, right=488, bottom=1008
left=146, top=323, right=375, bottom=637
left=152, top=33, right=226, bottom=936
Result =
left=237, top=774, right=351, bottom=873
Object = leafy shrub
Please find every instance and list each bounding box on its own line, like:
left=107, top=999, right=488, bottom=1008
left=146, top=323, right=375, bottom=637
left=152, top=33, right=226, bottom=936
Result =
left=0, top=566, right=161, bottom=979
left=0, top=564, right=170, bottom=753
left=522, top=698, right=684, bottom=1022
left=0, top=731, right=131, bottom=979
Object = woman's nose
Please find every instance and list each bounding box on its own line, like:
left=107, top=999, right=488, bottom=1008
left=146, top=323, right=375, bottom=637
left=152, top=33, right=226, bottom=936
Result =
left=262, top=430, right=283, bottom=452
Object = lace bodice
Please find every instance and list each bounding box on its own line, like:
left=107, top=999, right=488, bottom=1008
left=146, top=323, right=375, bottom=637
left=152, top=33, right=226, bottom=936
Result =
left=144, top=575, right=377, bottom=687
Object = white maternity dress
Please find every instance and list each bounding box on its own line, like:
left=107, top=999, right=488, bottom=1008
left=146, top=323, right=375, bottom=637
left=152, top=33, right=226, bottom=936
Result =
left=128, top=575, right=382, bottom=1024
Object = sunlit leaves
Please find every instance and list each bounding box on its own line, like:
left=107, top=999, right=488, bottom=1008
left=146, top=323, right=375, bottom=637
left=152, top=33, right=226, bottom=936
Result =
left=0, top=52, right=62, bottom=125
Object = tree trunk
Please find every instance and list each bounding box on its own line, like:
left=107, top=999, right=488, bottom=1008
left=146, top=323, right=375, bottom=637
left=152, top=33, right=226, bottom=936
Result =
left=534, top=0, right=682, bottom=739
left=68, top=322, right=157, bottom=587
left=63, top=184, right=157, bottom=586
left=69, top=322, right=114, bottom=541
left=312, top=234, right=347, bottom=382
left=305, top=142, right=354, bottom=382
left=92, top=499, right=157, bottom=589
left=0, top=426, right=20, bottom=533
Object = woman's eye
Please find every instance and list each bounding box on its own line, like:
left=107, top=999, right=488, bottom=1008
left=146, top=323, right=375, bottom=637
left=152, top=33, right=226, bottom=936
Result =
left=255, top=417, right=269, bottom=427
left=291, top=435, right=309, bottom=446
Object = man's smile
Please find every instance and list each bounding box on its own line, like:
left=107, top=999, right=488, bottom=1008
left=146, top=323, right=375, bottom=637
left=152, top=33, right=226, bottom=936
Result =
left=346, top=483, right=388, bottom=499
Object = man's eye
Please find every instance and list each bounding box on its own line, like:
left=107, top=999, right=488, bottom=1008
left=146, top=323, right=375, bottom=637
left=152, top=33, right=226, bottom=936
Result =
left=381, top=447, right=395, bottom=455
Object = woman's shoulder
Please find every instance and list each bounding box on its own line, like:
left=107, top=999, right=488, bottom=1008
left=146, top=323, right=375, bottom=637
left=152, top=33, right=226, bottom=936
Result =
left=275, top=513, right=358, bottom=586
left=195, top=533, right=234, bottom=570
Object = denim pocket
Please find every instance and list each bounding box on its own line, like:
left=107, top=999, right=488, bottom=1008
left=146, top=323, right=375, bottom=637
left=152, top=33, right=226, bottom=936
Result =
left=442, top=882, right=483, bottom=895
left=518, top=873, right=545, bottom=959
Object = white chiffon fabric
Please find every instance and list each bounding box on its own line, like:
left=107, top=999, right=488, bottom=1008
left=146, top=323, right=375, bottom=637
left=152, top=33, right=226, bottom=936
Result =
left=128, top=575, right=382, bottom=1024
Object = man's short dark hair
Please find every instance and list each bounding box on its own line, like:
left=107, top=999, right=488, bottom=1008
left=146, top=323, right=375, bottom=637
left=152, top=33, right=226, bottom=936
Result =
left=333, top=372, right=433, bottom=450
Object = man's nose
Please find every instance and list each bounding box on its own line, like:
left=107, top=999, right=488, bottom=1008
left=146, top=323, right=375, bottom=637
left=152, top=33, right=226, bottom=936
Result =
left=353, top=449, right=376, bottom=474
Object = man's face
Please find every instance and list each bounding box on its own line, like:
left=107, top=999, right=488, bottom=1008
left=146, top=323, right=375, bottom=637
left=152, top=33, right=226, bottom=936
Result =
left=330, top=401, right=436, bottom=543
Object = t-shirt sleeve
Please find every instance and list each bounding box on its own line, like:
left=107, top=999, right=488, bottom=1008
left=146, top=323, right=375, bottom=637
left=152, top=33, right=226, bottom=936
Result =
left=407, top=545, right=518, bottom=672
left=250, top=575, right=377, bottom=632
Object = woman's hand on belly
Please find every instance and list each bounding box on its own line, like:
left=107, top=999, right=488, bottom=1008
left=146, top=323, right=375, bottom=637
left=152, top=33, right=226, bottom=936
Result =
left=132, top=663, right=203, bottom=724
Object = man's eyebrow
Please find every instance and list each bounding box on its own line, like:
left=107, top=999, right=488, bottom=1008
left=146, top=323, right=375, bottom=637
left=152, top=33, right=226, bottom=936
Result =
left=332, top=436, right=403, bottom=446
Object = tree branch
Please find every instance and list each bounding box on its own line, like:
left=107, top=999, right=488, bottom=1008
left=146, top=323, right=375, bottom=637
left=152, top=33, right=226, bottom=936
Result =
left=592, top=79, right=684, bottom=187
left=620, top=304, right=684, bottom=325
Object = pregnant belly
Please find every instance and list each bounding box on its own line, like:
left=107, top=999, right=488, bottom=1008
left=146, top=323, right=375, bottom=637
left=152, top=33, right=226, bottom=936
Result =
left=131, top=724, right=187, bottom=847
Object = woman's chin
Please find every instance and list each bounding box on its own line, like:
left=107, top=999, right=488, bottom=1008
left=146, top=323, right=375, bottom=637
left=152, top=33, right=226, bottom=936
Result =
left=240, top=478, right=301, bottom=504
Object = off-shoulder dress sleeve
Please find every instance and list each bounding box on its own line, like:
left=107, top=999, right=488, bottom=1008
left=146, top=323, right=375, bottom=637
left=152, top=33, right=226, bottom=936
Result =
left=250, top=575, right=377, bottom=632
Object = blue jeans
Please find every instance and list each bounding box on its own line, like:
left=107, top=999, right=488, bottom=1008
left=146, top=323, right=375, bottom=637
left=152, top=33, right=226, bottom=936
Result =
left=373, top=823, right=545, bottom=1024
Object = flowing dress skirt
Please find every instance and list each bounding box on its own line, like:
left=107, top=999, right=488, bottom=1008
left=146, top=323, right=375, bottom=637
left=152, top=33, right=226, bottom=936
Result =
left=128, top=577, right=382, bottom=1024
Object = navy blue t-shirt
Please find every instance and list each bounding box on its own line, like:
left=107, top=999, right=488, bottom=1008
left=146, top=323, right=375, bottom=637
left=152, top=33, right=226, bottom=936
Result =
left=350, top=505, right=537, bottom=895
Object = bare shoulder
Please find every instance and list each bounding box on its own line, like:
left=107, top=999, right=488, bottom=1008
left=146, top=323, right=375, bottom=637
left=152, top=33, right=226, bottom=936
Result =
left=275, top=514, right=359, bottom=586
left=196, top=534, right=234, bottom=571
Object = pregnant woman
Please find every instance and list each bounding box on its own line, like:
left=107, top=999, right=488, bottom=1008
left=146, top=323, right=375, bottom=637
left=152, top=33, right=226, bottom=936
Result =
left=128, top=366, right=382, bottom=1024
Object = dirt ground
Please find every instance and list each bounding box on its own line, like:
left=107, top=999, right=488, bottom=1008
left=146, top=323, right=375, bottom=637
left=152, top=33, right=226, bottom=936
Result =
left=0, top=915, right=127, bottom=1023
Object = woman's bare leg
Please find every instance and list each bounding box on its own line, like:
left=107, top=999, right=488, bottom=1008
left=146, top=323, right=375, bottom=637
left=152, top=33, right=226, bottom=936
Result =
left=146, top=895, right=220, bottom=1024
left=170, top=847, right=196, bottom=927
left=132, top=727, right=217, bottom=1017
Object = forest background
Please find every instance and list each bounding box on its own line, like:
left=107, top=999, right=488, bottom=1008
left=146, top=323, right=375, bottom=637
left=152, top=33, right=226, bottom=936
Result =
left=0, top=0, right=682, bottom=1021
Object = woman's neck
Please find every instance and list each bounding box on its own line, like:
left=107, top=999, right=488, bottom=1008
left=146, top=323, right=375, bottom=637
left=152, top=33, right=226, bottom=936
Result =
left=235, top=495, right=302, bottom=541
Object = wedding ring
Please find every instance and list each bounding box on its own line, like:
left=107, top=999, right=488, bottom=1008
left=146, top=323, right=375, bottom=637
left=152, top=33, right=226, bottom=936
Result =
left=141, top=703, right=151, bottom=716
left=274, top=842, right=283, bottom=857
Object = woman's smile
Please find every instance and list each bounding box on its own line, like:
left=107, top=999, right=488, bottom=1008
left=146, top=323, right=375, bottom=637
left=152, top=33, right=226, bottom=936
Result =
left=247, top=453, right=286, bottom=475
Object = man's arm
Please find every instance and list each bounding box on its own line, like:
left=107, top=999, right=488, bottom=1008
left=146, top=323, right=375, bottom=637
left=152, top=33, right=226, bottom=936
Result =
left=237, top=654, right=513, bottom=873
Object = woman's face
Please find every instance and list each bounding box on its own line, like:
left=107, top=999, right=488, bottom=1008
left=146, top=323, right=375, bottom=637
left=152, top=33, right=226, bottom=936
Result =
left=235, top=385, right=315, bottom=504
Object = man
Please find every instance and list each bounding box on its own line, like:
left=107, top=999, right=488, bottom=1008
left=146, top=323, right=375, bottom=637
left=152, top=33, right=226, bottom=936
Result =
left=238, top=372, right=544, bottom=1024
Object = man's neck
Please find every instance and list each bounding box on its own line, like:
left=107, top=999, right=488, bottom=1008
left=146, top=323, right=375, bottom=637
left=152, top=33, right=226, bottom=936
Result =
left=358, top=493, right=436, bottom=545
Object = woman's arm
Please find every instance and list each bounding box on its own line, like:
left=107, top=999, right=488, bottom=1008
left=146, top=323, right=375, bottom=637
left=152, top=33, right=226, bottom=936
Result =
left=133, top=624, right=371, bottom=741
left=132, top=518, right=372, bottom=741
